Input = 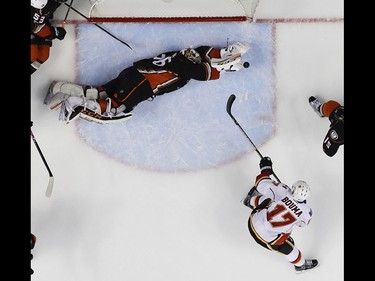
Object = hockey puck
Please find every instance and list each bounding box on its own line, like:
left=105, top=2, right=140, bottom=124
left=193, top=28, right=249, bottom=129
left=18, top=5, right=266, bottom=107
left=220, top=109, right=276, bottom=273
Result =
left=243, top=62, right=250, bottom=68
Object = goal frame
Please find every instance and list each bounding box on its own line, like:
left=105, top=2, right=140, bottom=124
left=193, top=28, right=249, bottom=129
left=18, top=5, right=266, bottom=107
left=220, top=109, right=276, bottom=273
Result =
left=87, top=0, right=260, bottom=23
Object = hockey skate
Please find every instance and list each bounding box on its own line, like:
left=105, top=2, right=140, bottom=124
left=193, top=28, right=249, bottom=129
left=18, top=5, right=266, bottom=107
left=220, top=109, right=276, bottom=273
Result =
left=309, top=96, right=324, bottom=117
left=294, top=259, right=319, bottom=273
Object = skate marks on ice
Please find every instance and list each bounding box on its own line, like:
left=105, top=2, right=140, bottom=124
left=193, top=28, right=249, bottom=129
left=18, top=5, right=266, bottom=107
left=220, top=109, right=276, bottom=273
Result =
left=75, top=22, right=275, bottom=172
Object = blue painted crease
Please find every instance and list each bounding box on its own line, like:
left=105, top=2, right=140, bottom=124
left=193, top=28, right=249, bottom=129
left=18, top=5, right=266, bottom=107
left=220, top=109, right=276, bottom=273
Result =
left=76, top=22, right=274, bottom=172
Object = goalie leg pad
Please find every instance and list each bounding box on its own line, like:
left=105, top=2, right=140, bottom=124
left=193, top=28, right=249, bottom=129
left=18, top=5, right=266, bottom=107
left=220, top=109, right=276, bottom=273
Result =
left=59, top=96, right=101, bottom=124
left=59, top=96, right=132, bottom=125
left=44, top=81, right=99, bottom=110
left=85, top=97, right=132, bottom=124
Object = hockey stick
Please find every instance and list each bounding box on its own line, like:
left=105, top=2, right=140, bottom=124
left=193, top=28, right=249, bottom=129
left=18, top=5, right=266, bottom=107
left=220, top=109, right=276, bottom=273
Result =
left=30, top=130, right=54, bottom=197
left=64, top=3, right=132, bottom=50
left=226, top=94, right=281, bottom=183
left=62, top=0, right=74, bottom=28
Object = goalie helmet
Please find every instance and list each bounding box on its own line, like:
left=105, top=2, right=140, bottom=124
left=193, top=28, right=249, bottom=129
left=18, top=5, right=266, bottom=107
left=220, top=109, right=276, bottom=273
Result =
left=180, top=48, right=201, bottom=64
left=290, top=180, right=310, bottom=203
left=31, top=0, right=48, bottom=9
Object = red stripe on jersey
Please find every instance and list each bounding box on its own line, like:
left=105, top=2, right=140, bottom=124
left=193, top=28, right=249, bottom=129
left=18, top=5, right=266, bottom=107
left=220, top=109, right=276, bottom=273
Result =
left=142, top=72, right=179, bottom=94
left=270, top=233, right=291, bottom=246
left=255, top=171, right=272, bottom=185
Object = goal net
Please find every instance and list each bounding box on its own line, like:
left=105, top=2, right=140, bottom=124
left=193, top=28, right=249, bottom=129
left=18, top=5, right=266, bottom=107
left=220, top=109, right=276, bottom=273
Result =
left=87, top=0, right=260, bottom=22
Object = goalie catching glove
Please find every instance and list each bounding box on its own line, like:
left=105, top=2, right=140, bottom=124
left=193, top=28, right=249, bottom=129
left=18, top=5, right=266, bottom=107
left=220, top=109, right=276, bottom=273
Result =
left=211, top=42, right=250, bottom=72
left=220, top=42, right=250, bottom=58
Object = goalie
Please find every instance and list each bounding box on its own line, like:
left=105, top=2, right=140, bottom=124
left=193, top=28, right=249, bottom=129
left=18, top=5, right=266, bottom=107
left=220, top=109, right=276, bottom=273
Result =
left=44, top=42, right=250, bottom=124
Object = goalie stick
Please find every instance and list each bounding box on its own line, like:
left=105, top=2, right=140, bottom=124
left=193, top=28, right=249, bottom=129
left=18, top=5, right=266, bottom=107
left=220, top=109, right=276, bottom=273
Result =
left=226, top=94, right=281, bottom=183
left=30, top=130, right=54, bottom=197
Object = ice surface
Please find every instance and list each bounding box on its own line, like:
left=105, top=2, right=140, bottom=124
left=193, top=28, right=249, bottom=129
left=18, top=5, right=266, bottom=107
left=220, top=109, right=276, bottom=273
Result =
left=31, top=1, right=344, bottom=281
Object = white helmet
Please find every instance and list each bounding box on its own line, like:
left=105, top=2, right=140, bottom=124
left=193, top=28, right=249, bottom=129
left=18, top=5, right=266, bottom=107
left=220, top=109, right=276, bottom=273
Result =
left=31, top=0, right=48, bottom=9
left=290, top=180, right=310, bottom=202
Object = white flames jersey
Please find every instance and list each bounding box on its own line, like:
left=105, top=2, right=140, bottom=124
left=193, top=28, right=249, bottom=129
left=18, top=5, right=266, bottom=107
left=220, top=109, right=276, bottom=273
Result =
left=250, top=177, right=313, bottom=242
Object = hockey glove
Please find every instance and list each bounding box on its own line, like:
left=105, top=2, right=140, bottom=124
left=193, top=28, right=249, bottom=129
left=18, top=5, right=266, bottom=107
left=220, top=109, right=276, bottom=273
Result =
left=52, top=27, right=66, bottom=40
left=259, top=156, right=273, bottom=173
left=243, top=186, right=259, bottom=209
left=42, top=37, right=53, bottom=46
left=31, top=34, right=52, bottom=46
left=30, top=34, right=40, bottom=44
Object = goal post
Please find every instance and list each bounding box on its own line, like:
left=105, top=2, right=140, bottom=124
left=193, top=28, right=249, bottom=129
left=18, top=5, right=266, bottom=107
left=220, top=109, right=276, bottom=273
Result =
left=87, top=0, right=260, bottom=22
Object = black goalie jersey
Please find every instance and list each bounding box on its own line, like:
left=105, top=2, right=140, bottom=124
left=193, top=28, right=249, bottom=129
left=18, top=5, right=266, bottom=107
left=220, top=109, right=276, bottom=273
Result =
left=100, top=46, right=223, bottom=113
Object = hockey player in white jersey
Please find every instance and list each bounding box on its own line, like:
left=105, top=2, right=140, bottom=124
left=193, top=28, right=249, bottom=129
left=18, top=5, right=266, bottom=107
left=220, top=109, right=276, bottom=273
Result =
left=243, top=156, right=318, bottom=273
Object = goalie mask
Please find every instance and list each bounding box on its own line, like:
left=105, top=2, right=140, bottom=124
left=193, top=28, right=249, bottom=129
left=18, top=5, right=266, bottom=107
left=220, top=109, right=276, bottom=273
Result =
left=31, top=0, right=48, bottom=9
left=180, top=48, right=202, bottom=64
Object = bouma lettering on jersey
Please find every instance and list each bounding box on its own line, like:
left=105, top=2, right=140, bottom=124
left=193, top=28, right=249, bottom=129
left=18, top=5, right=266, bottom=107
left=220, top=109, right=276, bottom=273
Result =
left=281, top=197, right=303, bottom=217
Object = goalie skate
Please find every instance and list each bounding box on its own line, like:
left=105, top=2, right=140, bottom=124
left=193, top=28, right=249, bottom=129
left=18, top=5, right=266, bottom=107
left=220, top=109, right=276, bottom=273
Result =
left=294, top=259, right=319, bottom=273
left=309, top=96, right=324, bottom=117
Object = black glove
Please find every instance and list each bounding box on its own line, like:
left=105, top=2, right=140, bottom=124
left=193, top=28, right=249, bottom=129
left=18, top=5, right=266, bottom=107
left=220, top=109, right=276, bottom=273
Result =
left=42, top=37, right=53, bottom=46
left=31, top=34, right=52, bottom=46
left=31, top=34, right=41, bottom=44
left=52, top=27, right=66, bottom=40
left=259, top=156, right=273, bottom=173
left=30, top=121, right=33, bottom=127
left=243, top=186, right=259, bottom=209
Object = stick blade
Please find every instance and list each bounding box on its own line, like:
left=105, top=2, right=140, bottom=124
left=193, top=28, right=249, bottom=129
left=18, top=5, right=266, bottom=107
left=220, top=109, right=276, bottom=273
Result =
left=226, top=94, right=236, bottom=115
left=45, top=177, right=54, bottom=198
